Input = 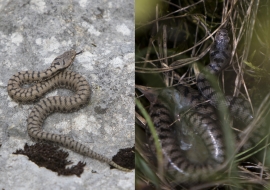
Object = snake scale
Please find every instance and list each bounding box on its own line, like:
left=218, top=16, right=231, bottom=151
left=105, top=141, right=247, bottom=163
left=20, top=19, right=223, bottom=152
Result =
left=141, top=28, right=264, bottom=182
left=7, top=50, right=129, bottom=172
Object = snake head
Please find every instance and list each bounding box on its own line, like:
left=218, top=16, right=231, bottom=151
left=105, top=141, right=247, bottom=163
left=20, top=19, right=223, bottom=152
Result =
left=213, top=28, right=230, bottom=51
left=50, top=50, right=79, bottom=72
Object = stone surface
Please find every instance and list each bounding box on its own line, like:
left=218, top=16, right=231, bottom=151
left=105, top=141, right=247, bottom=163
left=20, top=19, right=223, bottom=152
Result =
left=0, top=0, right=134, bottom=189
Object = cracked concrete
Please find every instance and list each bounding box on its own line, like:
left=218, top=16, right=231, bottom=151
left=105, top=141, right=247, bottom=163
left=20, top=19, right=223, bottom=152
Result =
left=0, top=0, right=134, bottom=189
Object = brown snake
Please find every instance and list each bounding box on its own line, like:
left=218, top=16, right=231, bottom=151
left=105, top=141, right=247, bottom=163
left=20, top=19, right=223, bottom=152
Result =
left=7, top=50, right=130, bottom=172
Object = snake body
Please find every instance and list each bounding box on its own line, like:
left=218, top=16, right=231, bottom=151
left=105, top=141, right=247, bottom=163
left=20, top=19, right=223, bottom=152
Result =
left=143, top=28, right=260, bottom=182
left=197, top=29, right=253, bottom=124
left=147, top=86, right=225, bottom=181
left=7, top=50, right=129, bottom=172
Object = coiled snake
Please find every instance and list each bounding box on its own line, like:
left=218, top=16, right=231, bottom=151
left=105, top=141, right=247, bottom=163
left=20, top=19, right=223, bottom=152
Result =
left=7, top=50, right=129, bottom=172
left=140, top=28, right=264, bottom=182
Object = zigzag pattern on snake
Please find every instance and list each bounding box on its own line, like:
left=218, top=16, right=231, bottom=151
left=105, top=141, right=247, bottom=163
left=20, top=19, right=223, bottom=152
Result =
left=140, top=28, right=265, bottom=182
left=7, top=50, right=129, bottom=172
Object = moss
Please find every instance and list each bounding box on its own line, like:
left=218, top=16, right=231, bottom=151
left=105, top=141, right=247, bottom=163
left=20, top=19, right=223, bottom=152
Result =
left=13, top=142, right=86, bottom=177
left=110, top=146, right=135, bottom=170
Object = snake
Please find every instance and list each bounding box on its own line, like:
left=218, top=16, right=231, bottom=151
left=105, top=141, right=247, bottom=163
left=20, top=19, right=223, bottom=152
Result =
left=7, top=50, right=130, bottom=172
left=140, top=28, right=264, bottom=183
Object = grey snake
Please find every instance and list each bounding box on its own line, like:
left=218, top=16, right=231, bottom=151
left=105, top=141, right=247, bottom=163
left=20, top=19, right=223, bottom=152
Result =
left=140, top=28, right=264, bottom=182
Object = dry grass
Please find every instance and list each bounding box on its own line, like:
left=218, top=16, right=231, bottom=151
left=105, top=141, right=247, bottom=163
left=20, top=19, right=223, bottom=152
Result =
left=135, top=0, right=270, bottom=189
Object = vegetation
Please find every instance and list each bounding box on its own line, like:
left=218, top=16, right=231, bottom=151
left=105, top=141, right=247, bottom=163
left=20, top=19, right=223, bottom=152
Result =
left=135, top=0, right=270, bottom=189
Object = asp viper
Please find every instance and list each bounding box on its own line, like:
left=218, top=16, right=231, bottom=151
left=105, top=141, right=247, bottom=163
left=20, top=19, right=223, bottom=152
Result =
left=139, top=28, right=266, bottom=183
left=7, top=50, right=130, bottom=172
